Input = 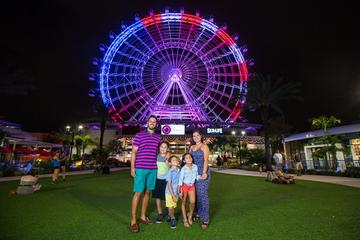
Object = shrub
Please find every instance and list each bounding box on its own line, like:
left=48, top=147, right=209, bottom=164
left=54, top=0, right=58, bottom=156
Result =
left=341, top=167, right=360, bottom=178
left=90, top=148, right=109, bottom=165
left=247, top=149, right=266, bottom=164
left=1, top=166, right=15, bottom=177
left=304, top=168, right=360, bottom=178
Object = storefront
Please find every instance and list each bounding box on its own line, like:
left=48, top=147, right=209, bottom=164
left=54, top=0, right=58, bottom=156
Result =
left=284, top=123, right=360, bottom=170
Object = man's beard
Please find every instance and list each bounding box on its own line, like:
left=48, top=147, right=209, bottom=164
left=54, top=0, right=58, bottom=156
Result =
left=148, top=125, right=156, bottom=131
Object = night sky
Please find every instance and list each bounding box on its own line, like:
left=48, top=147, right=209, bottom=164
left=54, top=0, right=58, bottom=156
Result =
left=1, top=0, right=359, bottom=132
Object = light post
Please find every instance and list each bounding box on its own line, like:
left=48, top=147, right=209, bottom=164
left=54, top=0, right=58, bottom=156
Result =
left=231, top=130, right=238, bottom=163
left=240, top=130, right=246, bottom=164
left=65, top=125, right=83, bottom=162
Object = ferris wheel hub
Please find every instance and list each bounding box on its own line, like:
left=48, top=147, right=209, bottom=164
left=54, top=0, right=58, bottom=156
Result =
left=168, top=68, right=182, bottom=82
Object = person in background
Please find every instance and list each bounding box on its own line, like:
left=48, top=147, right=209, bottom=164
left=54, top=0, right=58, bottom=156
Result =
left=273, top=150, right=283, bottom=171
left=60, top=152, right=67, bottom=181
left=294, top=150, right=303, bottom=176
left=216, top=155, right=223, bottom=170
left=16, top=169, right=42, bottom=194
left=52, top=152, right=60, bottom=184
left=222, top=154, right=228, bottom=168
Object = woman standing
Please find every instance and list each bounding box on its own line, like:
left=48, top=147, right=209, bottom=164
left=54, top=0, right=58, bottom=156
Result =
left=52, top=153, right=60, bottom=184
left=189, top=130, right=210, bottom=229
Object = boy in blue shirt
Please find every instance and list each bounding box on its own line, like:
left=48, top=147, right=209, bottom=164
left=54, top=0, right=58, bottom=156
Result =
left=165, top=156, right=181, bottom=229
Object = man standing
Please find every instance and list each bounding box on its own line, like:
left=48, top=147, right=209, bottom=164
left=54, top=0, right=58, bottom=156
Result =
left=294, top=150, right=303, bottom=176
left=273, top=150, right=283, bottom=171
left=130, top=115, right=161, bottom=233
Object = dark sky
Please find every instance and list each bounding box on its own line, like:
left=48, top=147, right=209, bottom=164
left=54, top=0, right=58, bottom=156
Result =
left=1, top=0, right=359, bottom=132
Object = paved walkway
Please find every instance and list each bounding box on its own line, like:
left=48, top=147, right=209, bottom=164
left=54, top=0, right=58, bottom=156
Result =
left=0, top=167, right=128, bottom=182
left=2, top=167, right=360, bottom=189
left=211, top=168, right=360, bottom=188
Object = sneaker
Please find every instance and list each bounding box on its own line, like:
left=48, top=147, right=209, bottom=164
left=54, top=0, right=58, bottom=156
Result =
left=166, top=215, right=171, bottom=223
left=170, top=218, right=177, bottom=229
left=156, top=214, right=163, bottom=223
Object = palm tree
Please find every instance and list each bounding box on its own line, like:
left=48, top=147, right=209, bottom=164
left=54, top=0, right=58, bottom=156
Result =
left=74, top=135, right=83, bottom=156
left=311, top=115, right=341, bottom=132
left=81, top=135, right=96, bottom=156
left=74, top=135, right=96, bottom=156
left=267, top=117, right=293, bottom=153
left=246, top=73, right=302, bottom=171
left=311, top=115, right=341, bottom=169
left=88, top=93, right=113, bottom=149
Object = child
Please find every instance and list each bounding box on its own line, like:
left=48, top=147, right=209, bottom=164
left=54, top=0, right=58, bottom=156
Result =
left=152, top=142, right=170, bottom=223
left=165, top=155, right=181, bottom=229
left=178, top=153, right=200, bottom=228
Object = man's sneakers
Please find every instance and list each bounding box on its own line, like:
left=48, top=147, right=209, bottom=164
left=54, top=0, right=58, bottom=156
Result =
left=155, top=214, right=164, bottom=223
left=170, top=218, right=177, bottom=229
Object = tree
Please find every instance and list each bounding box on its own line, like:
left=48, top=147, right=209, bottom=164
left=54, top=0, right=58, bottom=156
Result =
left=267, top=117, right=293, bottom=153
left=310, top=116, right=342, bottom=170
left=81, top=135, right=96, bottom=156
left=74, top=135, right=96, bottom=156
left=311, top=115, right=341, bottom=132
left=245, top=73, right=302, bottom=171
left=87, top=94, right=112, bottom=149
left=106, top=139, right=123, bottom=155
left=74, top=135, right=83, bottom=156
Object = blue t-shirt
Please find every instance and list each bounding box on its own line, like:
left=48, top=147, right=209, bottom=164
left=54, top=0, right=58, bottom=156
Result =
left=53, top=159, right=60, bottom=168
left=165, top=168, right=180, bottom=196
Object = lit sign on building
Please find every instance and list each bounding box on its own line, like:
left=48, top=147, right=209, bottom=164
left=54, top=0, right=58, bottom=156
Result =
left=207, top=128, right=223, bottom=134
left=161, top=125, right=185, bottom=135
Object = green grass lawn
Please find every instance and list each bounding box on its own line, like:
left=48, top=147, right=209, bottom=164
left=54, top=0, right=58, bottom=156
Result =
left=1, top=170, right=360, bottom=240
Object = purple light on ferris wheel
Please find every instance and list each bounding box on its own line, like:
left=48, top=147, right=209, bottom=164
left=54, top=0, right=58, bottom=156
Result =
left=96, top=11, right=249, bottom=123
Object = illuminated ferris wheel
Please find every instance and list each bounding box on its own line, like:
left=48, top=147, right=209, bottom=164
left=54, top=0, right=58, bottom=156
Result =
left=91, top=10, right=250, bottom=123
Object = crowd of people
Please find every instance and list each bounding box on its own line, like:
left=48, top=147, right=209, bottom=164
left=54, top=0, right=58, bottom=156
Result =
left=129, top=116, right=210, bottom=233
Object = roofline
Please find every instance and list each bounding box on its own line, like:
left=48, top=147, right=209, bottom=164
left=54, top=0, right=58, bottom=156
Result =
left=284, top=123, right=360, bottom=142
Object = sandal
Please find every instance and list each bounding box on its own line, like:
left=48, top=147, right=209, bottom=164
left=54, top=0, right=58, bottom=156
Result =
left=139, top=216, right=154, bottom=225
left=192, top=215, right=200, bottom=221
left=188, top=215, right=193, bottom=225
left=183, top=220, right=190, bottom=228
left=129, top=223, right=139, bottom=233
left=201, top=222, right=209, bottom=229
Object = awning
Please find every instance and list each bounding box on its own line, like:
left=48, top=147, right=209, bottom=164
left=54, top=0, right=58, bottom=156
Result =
left=284, top=123, right=360, bottom=143
left=5, top=137, right=63, bottom=148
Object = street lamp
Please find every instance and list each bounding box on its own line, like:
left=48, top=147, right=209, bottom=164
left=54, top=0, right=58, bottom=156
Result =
left=65, top=124, right=83, bottom=162
left=239, top=130, right=246, bottom=164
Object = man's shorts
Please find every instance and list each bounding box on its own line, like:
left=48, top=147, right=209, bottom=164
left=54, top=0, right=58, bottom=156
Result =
left=133, top=169, right=157, bottom=193
left=165, top=194, right=178, bottom=208
left=295, top=162, right=303, bottom=170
